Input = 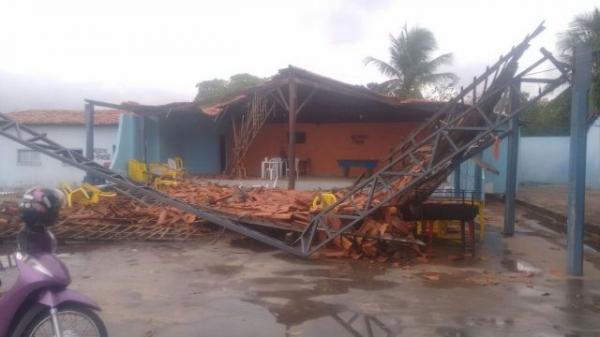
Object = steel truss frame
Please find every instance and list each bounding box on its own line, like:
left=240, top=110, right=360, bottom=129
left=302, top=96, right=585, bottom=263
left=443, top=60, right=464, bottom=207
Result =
left=294, top=23, right=572, bottom=255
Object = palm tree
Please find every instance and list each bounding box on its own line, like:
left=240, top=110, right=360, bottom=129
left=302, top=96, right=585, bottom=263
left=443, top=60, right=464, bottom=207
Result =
left=558, top=8, right=600, bottom=110
left=364, top=25, right=458, bottom=100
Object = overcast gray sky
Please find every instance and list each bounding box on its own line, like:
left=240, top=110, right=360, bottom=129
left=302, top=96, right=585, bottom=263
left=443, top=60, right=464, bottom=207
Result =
left=0, top=0, right=597, bottom=111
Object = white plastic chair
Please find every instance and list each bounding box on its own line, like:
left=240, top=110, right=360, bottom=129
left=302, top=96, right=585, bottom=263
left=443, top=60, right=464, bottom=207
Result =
left=260, top=157, right=269, bottom=179
left=285, top=158, right=300, bottom=179
left=267, top=158, right=283, bottom=180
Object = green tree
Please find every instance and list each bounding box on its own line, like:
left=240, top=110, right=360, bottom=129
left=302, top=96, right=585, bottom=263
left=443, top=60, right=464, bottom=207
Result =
left=364, top=25, right=458, bottom=100
left=195, top=73, right=265, bottom=104
left=558, top=7, right=600, bottom=110
left=521, top=90, right=571, bottom=136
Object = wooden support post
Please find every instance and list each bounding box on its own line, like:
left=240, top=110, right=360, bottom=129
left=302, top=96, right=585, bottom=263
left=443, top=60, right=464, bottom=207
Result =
left=288, top=74, right=298, bottom=190
left=567, top=43, right=592, bottom=276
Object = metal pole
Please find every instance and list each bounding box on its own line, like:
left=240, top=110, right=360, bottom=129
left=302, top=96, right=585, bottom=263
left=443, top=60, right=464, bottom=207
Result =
left=84, top=103, right=95, bottom=183
left=287, top=72, right=298, bottom=190
left=504, top=81, right=521, bottom=236
left=474, top=161, right=483, bottom=201
left=567, top=43, right=592, bottom=276
left=138, top=116, right=148, bottom=167
left=453, top=164, right=461, bottom=197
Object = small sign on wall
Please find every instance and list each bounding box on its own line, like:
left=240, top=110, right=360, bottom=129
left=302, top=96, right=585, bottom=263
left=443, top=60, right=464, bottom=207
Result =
left=94, top=148, right=112, bottom=168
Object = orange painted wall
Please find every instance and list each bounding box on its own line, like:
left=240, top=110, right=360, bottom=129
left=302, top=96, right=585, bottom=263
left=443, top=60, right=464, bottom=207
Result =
left=241, top=122, right=420, bottom=177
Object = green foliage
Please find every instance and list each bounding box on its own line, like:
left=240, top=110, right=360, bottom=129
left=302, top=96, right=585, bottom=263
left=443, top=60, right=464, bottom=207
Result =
left=558, top=7, right=600, bottom=110
left=521, top=89, right=571, bottom=136
left=365, top=82, right=389, bottom=94
left=519, top=8, right=600, bottom=137
left=195, top=73, right=265, bottom=104
left=364, top=25, right=458, bottom=100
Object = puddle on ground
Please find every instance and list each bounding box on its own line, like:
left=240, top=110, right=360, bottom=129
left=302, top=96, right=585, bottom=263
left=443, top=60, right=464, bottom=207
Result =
left=272, top=251, right=333, bottom=266
left=245, top=276, right=305, bottom=285
left=417, top=270, right=500, bottom=288
left=455, top=316, right=515, bottom=327
left=500, top=258, right=540, bottom=274
left=251, top=277, right=397, bottom=301
left=275, top=268, right=353, bottom=279
left=436, top=326, right=470, bottom=337
left=242, top=261, right=398, bottom=328
left=206, top=264, right=244, bottom=276
left=557, top=279, right=600, bottom=316
left=244, top=297, right=347, bottom=326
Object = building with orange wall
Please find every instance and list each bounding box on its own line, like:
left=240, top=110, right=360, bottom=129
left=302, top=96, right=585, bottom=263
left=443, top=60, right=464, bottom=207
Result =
left=93, top=66, right=445, bottom=185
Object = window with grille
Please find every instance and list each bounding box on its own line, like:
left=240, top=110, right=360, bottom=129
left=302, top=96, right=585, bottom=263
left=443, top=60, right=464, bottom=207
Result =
left=17, top=149, right=41, bottom=166
left=286, top=131, right=306, bottom=144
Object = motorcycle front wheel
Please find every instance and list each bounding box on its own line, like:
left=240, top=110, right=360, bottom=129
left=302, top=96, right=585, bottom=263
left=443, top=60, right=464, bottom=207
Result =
left=22, top=303, right=107, bottom=337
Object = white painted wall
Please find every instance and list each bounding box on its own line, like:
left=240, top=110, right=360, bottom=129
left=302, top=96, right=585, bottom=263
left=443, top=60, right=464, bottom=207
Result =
left=518, top=136, right=570, bottom=185
left=518, top=120, right=600, bottom=188
left=0, top=125, right=118, bottom=189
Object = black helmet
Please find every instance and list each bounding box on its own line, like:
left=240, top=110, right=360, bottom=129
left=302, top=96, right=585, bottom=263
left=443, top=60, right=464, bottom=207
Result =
left=19, top=187, right=65, bottom=228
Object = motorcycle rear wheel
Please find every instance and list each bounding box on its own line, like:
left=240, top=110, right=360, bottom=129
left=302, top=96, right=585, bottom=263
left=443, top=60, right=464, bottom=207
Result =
left=22, top=303, right=107, bottom=337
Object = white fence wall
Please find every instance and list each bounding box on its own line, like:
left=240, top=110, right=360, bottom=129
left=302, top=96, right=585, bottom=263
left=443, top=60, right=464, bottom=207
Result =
left=518, top=121, right=600, bottom=188
left=0, top=125, right=117, bottom=189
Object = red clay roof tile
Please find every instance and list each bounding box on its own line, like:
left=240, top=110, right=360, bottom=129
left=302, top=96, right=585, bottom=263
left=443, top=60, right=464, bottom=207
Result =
left=5, top=109, right=122, bottom=126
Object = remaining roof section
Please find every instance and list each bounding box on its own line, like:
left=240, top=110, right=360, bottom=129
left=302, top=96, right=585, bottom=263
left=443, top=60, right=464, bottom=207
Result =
left=86, top=65, right=450, bottom=123
left=198, top=66, right=437, bottom=117
left=83, top=100, right=199, bottom=118
left=6, top=109, right=121, bottom=126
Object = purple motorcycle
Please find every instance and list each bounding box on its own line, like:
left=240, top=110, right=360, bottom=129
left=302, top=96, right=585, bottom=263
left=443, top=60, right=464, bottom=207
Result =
left=0, top=187, right=107, bottom=337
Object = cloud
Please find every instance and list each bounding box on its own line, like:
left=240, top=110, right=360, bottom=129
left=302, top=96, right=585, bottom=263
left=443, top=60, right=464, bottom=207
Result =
left=0, top=0, right=595, bottom=107
left=328, top=9, right=364, bottom=44
left=0, top=70, right=190, bottom=112
left=327, top=0, right=391, bottom=44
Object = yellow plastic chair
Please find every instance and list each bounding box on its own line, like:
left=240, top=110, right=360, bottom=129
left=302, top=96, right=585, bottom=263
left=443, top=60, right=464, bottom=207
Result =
left=166, top=157, right=185, bottom=180
left=81, top=183, right=117, bottom=203
left=128, top=160, right=150, bottom=184
left=152, top=176, right=179, bottom=190
left=310, top=192, right=338, bottom=212
left=60, top=182, right=93, bottom=207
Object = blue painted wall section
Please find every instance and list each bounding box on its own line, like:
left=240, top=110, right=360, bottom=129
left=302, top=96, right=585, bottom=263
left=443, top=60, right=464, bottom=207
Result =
left=482, top=138, right=509, bottom=194
left=159, top=114, right=220, bottom=175
left=111, top=113, right=221, bottom=176
left=111, top=114, right=142, bottom=174
left=449, top=159, right=483, bottom=193
left=449, top=118, right=600, bottom=195
left=515, top=120, right=599, bottom=189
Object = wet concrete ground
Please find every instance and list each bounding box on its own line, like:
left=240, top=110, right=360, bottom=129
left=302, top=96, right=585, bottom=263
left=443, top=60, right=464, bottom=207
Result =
left=518, top=185, right=600, bottom=227
left=2, top=200, right=600, bottom=337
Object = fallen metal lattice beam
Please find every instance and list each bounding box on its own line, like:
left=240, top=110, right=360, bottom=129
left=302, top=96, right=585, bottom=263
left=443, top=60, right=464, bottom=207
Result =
left=0, top=23, right=572, bottom=257
left=0, top=114, right=308, bottom=255
left=293, top=23, right=572, bottom=255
